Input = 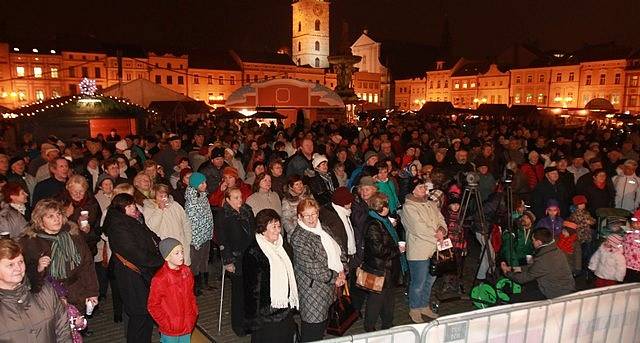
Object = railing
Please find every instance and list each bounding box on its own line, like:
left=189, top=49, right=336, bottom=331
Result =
left=318, top=325, right=421, bottom=343
left=318, top=283, right=640, bottom=343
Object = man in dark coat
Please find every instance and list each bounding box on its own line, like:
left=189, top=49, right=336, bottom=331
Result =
left=531, top=166, right=570, bottom=219
left=286, top=138, right=314, bottom=177
left=197, top=147, right=228, bottom=193
left=32, top=158, right=69, bottom=205
left=153, top=135, right=188, bottom=175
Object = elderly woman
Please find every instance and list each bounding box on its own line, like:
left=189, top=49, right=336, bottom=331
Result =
left=268, top=160, right=287, bottom=200
left=133, top=172, right=153, bottom=206
left=362, top=192, right=403, bottom=331
left=281, top=175, right=314, bottom=238
left=246, top=173, right=282, bottom=216
left=0, top=239, right=71, bottom=342
left=215, top=186, right=257, bottom=336
left=243, top=209, right=298, bottom=342
left=143, top=183, right=192, bottom=266
left=103, top=193, right=163, bottom=342
left=289, top=198, right=346, bottom=342
left=184, top=172, right=214, bottom=296
left=59, top=174, right=103, bottom=256
left=19, top=199, right=99, bottom=314
left=400, top=182, right=446, bottom=323
left=0, top=182, right=30, bottom=238
left=307, top=154, right=338, bottom=207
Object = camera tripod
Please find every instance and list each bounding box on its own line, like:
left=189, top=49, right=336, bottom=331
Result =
left=458, top=183, right=496, bottom=288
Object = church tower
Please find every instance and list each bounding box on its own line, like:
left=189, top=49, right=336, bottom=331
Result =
left=292, top=0, right=330, bottom=68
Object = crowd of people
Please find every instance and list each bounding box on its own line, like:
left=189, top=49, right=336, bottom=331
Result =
left=0, top=115, right=639, bottom=342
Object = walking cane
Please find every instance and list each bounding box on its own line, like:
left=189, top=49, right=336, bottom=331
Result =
left=218, top=262, right=225, bottom=333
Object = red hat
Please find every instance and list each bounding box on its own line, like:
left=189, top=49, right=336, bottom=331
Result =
left=633, top=209, right=640, bottom=221
left=332, top=187, right=355, bottom=207
left=223, top=166, right=239, bottom=179
left=572, top=195, right=587, bottom=206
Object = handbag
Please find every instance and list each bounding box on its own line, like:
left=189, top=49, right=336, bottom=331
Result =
left=355, top=266, right=385, bottom=293
left=326, top=283, right=359, bottom=336
left=429, top=248, right=457, bottom=276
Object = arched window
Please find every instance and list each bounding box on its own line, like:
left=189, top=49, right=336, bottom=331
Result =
left=315, top=41, right=320, bottom=51
left=315, top=58, right=320, bottom=68
left=298, top=42, right=301, bottom=52
left=315, top=19, right=321, bottom=31
left=298, top=22, right=301, bottom=32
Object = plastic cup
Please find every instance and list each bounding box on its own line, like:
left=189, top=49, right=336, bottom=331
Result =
left=398, top=241, right=406, bottom=251
left=80, top=210, right=89, bottom=217
left=85, top=299, right=95, bottom=315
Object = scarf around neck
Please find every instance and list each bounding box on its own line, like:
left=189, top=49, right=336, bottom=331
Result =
left=297, top=219, right=343, bottom=273
left=255, top=233, right=299, bottom=310
left=36, top=230, right=81, bottom=280
left=368, top=210, right=408, bottom=273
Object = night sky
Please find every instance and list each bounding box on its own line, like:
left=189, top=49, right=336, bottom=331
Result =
left=1, top=0, right=638, bottom=59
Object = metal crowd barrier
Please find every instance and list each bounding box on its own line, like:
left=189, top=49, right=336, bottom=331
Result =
left=317, top=283, right=640, bottom=343
left=420, top=283, right=640, bottom=343
left=318, top=325, right=421, bottom=343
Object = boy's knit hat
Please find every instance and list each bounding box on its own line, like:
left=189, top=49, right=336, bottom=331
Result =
left=159, top=238, right=182, bottom=260
left=572, top=195, right=587, bottom=206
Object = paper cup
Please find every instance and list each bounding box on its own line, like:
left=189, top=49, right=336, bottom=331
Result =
left=80, top=220, right=89, bottom=228
left=80, top=210, right=89, bottom=217
left=398, top=241, right=406, bottom=249
left=526, top=255, right=533, bottom=265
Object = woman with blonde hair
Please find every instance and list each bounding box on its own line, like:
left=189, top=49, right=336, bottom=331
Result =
left=59, top=174, right=102, bottom=256
left=19, top=199, right=99, bottom=314
left=289, top=198, right=346, bottom=342
left=143, top=183, right=192, bottom=265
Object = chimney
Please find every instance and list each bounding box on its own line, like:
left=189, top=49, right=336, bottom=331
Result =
left=436, top=60, right=444, bottom=70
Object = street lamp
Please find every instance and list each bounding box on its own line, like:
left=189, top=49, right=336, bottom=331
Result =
left=473, top=97, right=487, bottom=108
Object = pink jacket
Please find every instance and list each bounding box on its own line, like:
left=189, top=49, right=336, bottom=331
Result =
left=624, top=230, right=640, bottom=272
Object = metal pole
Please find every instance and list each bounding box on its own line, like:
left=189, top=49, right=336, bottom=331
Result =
left=218, top=264, right=225, bottom=333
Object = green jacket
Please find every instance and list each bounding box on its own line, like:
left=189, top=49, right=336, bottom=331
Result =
left=500, top=225, right=534, bottom=266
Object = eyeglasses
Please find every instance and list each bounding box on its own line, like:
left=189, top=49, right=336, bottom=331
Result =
left=301, top=212, right=318, bottom=219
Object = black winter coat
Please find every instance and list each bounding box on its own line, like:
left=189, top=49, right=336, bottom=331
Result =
left=582, top=182, right=615, bottom=217
left=242, top=240, right=295, bottom=333
left=215, top=203, right=256, bottom=273
left=103, top=208, right=163, bottom=314
left=362, top=215, right=401, bottom=289
left=306, top=171, right=339, bottom=207
left=531, top=178, right=570, bottom=220
left=347, top=195, right=367, bottom=270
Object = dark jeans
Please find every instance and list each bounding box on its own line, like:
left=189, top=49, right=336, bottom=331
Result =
left=510, top=281, right=546, bottom=303
left=364, top=285, right=395, bottom=332
left=251, top=314, right=297, bottom=343
left=300, top=320, right=327, bottom=342
left=95, top=262, right=109, bottom=298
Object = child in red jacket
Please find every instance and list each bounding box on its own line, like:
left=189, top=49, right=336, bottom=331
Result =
left=148, top=238, right=199, bottom=342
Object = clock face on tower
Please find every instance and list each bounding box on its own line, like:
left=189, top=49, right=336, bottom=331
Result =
left=313, top=4, right=323, bottom=16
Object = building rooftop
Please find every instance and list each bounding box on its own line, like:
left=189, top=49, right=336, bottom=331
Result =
left=232, top=50, right=296, bottom=66
left=451, top=61, right=491, bottom=77
left=189, top=50, right=241, bottom=70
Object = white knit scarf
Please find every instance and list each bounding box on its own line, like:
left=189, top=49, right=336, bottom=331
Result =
left=297, top=219, right=344, bottom=273
left=332, top=203, right=356, bottom=255
left=255, top=233, right=299, bottom=309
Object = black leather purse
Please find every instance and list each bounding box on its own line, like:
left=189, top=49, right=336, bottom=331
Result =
left=429, top=248, right=457, bottom=276
left=326, top=283, right=359, bottom=336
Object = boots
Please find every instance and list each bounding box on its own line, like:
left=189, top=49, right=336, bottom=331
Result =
left=409, top=309, right=424, bottom=323
left=420, top=306, right=439, bottom=319
left=202, top=272, right=217, bottom=291
left=194, top=274, right=203, bottom=296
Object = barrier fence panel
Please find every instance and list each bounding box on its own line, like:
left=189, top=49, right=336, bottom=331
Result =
left=317, top=284, right=640, bottom=343
left=317, top=325, right=421, bottom=343
left=419, top=283, right=640, bottom=343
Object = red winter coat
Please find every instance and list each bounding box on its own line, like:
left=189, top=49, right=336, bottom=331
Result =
left=208, top=181, right=252, bottom=207
left=148, top=262, right=198, bottom=336
left=519, top=162, right=544, bottom=191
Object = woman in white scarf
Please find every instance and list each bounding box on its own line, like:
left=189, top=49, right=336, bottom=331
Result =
left=289, top=198, right=346, bottom=342
left=243, top=209, right=298, bottom=343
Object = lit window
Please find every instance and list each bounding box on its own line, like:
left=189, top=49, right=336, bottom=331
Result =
left=526, top=94, right=533, bottom=103
left=368, top=93, right=373, bottom=103
left=18, top=90, right=26, bottom=101
left=586, top=75, right=592, bottom=85
left=374, top=94, right=378, bottom=103
left=514, top=94, right=521, bottom=103
left=454, top=82, right=459, bottom=89
left=462, top=82, right=467, bottom=89
left=614, top=73, right=621, bottom=85
left=569, top=72, right=575, bottom=81
left=50, top=67, right=59, bottom=78
left=33, top=67, right=43, bottom=78
left=16, top=66, right=25, bottom=77
left=35, top=90, right=45, bottom=100
left=470, top=82, right=476, bottom=88
left=194, top=74, right=199, bottom=84
left=52, top=89, right=60, bottom=98
left=537, top=93, right=544, bottom=103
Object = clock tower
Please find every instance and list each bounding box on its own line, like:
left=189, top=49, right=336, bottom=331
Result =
left=292, top=0, right=330, bottom=68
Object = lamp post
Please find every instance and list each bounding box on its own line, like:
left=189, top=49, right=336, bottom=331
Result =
left=473, top=97, right=487, bottom=109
